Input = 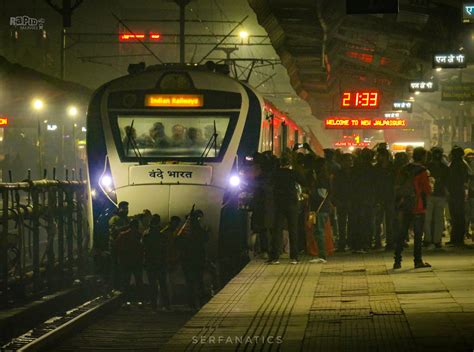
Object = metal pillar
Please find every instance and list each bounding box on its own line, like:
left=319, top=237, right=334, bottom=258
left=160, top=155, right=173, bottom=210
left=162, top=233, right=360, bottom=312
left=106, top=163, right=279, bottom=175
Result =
left=177, top=0, right=191, bottom=64
left=32, top=188, right=40, bottom=292
left=1, top=190, right=8, bottom=294
left=61, top=28, right=66, bottom=80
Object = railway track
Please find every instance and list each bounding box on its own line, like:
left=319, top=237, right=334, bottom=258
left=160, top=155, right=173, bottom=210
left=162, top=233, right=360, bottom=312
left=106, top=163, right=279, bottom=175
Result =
left=1, top=292, right=193, bottom=352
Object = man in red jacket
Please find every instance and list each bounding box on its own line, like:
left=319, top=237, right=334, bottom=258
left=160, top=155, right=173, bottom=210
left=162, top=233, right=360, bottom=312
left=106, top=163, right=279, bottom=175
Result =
left=394, top=147, right=432, bottom=269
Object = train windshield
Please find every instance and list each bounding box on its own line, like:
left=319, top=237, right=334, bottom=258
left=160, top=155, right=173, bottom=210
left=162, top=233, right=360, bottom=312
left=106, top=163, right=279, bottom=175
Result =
left=117, top=115, right=230, bottom=159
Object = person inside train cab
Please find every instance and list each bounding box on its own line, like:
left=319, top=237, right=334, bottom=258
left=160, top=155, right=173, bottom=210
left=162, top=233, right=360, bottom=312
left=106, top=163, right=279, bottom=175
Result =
left=109, top=201, right=130, bottom=289
left=186, top=127, right=205, bottom=148
left=122, top=126, right=138, bottom=152
left=170, top=124, right=186, bottom=147
left=145, top=122, right=171, bottom=148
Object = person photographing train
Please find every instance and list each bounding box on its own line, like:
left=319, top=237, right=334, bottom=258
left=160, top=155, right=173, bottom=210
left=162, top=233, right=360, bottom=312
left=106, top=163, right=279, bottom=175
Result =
left=175, top=208, right=209, bottom=310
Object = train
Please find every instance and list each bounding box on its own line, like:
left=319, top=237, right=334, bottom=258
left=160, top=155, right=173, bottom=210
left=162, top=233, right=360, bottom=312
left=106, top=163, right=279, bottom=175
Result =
left=86, top=63, right=317, bottom=280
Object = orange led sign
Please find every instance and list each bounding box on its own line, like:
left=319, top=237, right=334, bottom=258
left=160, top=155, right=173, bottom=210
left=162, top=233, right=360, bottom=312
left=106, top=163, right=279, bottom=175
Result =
left=325, top=118, right=406, bottom=129
left=145, top=94, right=204, bottom=108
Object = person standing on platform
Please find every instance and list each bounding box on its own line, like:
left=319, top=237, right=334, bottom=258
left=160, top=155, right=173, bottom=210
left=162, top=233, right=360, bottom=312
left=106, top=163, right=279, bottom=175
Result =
left=351, top=148, right=377, bottom=253
left=108, top=201, right=130, bottom=289
left=143, top=214, right=175, bottom=311
left=424, top=147, right=449, bottom=249
left=374, top=148, right=396, bottom=250
left=309, top=158, right=331, bottom=264
left=393, top=147, right=432, bottom=269
left=116, top=218, right=144, bottom=306
left=447, top=146, right=470, bottom=246
left=333, top=153, right=353, bottom=251
left=250, top=154, right=275, bottom=259
left=176, top=209, right=209, bottom=310
left=271, top=156, right=303, bottom=265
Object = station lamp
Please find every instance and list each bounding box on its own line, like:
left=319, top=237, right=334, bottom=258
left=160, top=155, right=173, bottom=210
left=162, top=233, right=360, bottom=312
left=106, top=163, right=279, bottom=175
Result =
left=415, top=91, right=420, bottom=95
left=32, top=99, right=44, bottom=110
left=67, top=106, right=78, bottom=117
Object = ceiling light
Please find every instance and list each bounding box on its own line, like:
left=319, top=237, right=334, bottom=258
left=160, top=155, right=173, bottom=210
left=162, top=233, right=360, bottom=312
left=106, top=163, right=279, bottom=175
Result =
left=239, top=31, right=249, bottom=39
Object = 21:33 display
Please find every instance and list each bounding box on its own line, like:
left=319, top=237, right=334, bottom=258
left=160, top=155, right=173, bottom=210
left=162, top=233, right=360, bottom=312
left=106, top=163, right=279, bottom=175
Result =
left=341, top=91, right=380, bottom=109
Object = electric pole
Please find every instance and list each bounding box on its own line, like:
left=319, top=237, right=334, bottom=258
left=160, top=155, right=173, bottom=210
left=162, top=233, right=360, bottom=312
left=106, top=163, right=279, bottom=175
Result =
left=175, top=0, right=191, bottom=64
left=46, top=0, right=83, bottom=80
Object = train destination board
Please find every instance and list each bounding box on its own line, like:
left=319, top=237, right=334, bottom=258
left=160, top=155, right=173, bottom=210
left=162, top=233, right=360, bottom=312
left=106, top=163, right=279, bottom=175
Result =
left=145, top=94, right=204, bottom=107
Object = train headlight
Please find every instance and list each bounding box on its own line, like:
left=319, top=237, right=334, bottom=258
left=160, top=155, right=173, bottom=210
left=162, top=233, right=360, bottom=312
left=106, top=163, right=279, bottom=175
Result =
left=100, top=175, right=112, bottom=188
left=229, top=175, right=241, bottom=187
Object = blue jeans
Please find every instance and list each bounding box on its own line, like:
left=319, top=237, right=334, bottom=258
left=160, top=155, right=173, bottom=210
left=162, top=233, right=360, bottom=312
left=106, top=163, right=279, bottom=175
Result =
left=313, top=212, right=329, bottom=259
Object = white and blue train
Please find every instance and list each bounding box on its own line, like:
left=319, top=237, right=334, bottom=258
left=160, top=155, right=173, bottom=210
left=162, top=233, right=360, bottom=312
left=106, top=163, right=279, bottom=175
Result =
left=86, top=63, right=313, bottom=277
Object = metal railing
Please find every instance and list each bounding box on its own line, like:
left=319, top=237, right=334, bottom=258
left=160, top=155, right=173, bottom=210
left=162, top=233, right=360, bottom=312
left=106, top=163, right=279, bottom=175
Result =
left=0, top=170, right=89, bottom=306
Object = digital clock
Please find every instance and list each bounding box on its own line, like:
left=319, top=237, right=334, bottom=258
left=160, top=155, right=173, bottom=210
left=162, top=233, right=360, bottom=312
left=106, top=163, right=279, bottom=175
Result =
left=341, top=91, right=380, bottom=109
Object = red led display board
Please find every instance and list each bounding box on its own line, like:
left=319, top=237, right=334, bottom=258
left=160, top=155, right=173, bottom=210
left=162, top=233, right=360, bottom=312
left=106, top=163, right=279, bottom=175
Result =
left=119, top=33, right=145, bottom=41
left=341, top=91, right=380, bottom=109
left=0, top=117, right=9, bottom=126
left=325, top=118, right=406, bottom=129
left=119, top=33, right=162, bottom=41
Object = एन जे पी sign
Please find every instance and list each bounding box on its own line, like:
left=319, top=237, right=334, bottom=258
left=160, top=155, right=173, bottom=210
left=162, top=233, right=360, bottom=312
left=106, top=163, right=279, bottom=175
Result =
left=441, top=82, right=474, bottom=101
left=384, top=111, right=400, bottom=118
left=409, top=80, right=437, bottom=92
left=463, top=3, right=474, bottom=23
left=324, top=118, right=406, bottom=129
left=433, top=53, right=467, bottom=69
left=393, top=100, right=413, bottom=113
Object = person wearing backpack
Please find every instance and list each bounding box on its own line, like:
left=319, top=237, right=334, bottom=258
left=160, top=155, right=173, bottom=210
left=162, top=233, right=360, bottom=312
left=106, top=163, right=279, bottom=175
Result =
left=394, top=147, right=432, bottom=269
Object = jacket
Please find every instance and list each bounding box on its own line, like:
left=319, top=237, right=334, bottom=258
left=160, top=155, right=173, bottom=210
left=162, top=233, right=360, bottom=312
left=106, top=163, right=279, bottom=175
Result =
left=408, top=163, right=431, bottom=214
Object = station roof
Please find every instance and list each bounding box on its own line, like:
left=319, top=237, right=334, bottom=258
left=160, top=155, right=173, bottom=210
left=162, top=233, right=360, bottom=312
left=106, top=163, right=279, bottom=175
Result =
left=248, top=0, right=470, bottom=119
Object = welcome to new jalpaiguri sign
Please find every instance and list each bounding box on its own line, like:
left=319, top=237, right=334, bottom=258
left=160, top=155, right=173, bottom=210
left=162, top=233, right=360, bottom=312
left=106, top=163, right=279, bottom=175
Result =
left=441, top=83, right=474, bottom=101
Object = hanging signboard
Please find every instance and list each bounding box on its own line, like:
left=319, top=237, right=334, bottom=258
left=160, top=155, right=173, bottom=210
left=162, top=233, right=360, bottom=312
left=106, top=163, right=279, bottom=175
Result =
left=384, top=111, right=401, bottom=118
left=324, top=118, right=406, bottom=129
left=393, top=100, right=413, bottom=113
left=408, top=80, right=437, bottom=92
left=441, top=82, right=474, bottom=101
left=433, top=53, right=467, bottom=69
left=346, top=0, right=398, bottom=14
left=463, top=3, right=474, bottom=23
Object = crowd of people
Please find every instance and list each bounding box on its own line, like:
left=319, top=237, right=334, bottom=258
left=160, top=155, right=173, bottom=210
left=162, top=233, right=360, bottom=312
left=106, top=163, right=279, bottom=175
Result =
left=246, top=143, right=473, bottom=269
left=99, top=142, right=473, bottom=310
left=102, top=201, right=211, bottom=311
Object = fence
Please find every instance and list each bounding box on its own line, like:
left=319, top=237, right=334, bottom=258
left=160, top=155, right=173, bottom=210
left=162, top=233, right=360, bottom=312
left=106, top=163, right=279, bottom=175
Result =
left=0, top=171, right=89, bottom=306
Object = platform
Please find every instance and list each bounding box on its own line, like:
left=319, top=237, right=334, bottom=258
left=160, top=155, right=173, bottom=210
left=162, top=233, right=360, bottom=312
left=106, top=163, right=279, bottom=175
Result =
left=162, top=248, right=474, bottom=352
